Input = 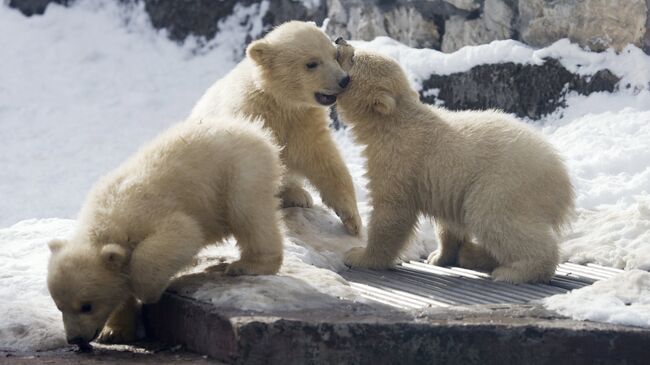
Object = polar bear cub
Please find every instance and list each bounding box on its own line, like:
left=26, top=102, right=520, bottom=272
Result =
left=191, top=21, right=362, bottom=236
left=335, top=39, right=574, bottom=283
left=47, top=117, right=284, bottom=347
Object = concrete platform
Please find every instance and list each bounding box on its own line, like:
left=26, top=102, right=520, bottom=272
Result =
left=0, top=341, right=223, bottom=365
left=144, top=262, right=650, bottom=365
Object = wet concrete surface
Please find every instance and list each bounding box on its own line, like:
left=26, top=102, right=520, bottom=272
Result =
left=0, top=340, right=223, bottom=364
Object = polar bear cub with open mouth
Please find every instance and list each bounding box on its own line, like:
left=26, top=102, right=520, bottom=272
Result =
left=335, top=39, right=574, bottom=284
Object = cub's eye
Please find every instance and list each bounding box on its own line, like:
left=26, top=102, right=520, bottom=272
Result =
left=80, top=303, right=92, bottom=314
left=306, top=62, right=318, bottom=70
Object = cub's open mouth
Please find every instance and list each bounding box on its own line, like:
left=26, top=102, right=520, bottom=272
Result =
left=315, top=92, right=337, bottom=106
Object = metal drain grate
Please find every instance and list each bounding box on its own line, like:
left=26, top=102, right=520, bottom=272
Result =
left=341, top=262, right=623, bottom=309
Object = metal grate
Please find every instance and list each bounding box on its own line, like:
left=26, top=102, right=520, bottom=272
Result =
left=341, top=262, right=623, bottom=309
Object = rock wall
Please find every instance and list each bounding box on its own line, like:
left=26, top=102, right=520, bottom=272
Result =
left=4, top=0, right=640, bottom=120
left=421, top=60, right=619, bottom=120
left=9, top=0, right=650, bottom=54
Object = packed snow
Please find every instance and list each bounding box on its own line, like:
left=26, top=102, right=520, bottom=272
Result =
left=1, top=0, right=649, bottom=351
left=353, top=37, right=650, bottom=91
left=544, top=270, right=650, bottom=328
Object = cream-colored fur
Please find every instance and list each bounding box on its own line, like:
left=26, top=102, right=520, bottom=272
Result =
left=191, top=21, right=361, bottom=236
left=336, top=40, right=575, bottom=283
left=47, top=117, right=284, bottom=345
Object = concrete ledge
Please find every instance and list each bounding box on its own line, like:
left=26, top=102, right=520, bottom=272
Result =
left=144, top=293, right=650, bottom=365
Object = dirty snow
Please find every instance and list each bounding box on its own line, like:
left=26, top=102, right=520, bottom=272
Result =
left=1, top=0, right=650, bottom=351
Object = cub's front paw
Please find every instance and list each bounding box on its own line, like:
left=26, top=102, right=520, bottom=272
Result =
left=344, top=247, right=392, bottom=269
left=335, top=208, right=362, bottom=236
left=280, top=186, right=314, bottom=208
left=96, top=325, right=136, bottom=344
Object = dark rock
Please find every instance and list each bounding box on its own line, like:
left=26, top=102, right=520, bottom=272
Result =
left=261, top=0, right=326, bottom=30
left=421, top=59, right=620, bottom=120
left=141, top=0, right=242, bottom=42
left=140, top=0, right=325, bottom=44
left=645, top=0, right=650, bottom=54
left=7, top=0, right=70, bottom=16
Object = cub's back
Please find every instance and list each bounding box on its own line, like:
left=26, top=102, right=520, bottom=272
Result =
left=86, top=117, right=279, bottom=222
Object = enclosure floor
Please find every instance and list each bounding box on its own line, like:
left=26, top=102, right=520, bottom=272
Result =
left=342, top=262, right=622, bottom=309
left=143, top=261, right=648, bottom=364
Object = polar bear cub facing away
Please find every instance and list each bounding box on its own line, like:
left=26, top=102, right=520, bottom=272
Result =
left=335, top=40, right=574, bottom=283
left=47, top=118, right=284, bottom=347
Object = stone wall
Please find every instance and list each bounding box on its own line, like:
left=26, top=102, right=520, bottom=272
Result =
left=4, top=0, right=641, bottom=120
left=324, top=0, right=650, bottom=54
left=9, top=0, right=650, bottom=54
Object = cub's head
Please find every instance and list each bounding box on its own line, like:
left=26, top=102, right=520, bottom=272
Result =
left=246, top=21, right=350, bottom=108
left=47, top=238, right=130, bottom=347
left=334, top=39, right=418, bottom=122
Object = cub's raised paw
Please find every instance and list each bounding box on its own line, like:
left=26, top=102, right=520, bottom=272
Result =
left=280, top=187, right=314, bottom=209
left=344, top=247, right=392, bottom=269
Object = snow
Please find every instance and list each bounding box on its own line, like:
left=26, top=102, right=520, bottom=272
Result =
left=544, top=270, right=650, bottom=328
left=355, top=37, right=650, bottom=91
left=542, top=92, right=650, bottom=271
left=0, top=219, right=74, bottom=351
left=1, top=0, right=650, bottom=351
left=0, top=0, right=250, bottom=227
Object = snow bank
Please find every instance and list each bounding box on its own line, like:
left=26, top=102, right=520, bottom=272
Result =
left=544, top=270, right=650, bottom=328
left=0, top=0, right=261, bottom=227
left=540, top=92, right=650, bottom=270
left=355, top=37, right=650, bottom=91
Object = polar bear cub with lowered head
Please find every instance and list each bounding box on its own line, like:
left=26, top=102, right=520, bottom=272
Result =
left=335, top=39, right=574, bottom=283
left=47, top=117, right=284, bottom=347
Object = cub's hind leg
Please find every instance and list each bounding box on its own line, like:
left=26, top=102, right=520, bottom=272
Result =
left=426, top=223, right=463, bottom=267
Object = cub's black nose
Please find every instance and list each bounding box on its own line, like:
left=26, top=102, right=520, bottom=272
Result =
left=67, top=336, right=84, bottom=345
left=339, top=75, right=350, bottom=88
left=335, top=37, right=344, bottom=45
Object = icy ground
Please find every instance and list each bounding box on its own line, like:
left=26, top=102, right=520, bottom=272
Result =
left=1, top=0, right=650, bottom=351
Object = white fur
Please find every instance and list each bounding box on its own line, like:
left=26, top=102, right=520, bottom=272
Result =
left=191, top=21, right=362, bottom=236
left=336, top=41, right=575, bottom=283
left=47, top=117, right=284, bottom=344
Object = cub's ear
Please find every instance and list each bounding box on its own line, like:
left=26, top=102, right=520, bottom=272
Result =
left=336, top=39, right=355, bottom=70
left=101, top=244, right=129, bottom=270
left=246, top=39, right=274, bottom=66
left=372, top=91, right=396, bottom=115
left=48, top=239, right=67, bottom=254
